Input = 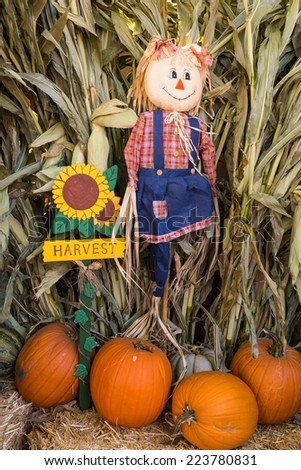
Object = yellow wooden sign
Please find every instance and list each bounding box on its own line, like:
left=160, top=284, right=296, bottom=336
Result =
left=43, top=238, right=126, bottom=262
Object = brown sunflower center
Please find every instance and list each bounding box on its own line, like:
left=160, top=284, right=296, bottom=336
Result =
left=62, top=174, right=99, bottom=210
left=96, top=199, right=115, bottom=221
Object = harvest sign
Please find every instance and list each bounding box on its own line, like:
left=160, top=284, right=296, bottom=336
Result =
left=43, top=163, right=125, bottom=262
left=43, top=238, right=125, bottom=262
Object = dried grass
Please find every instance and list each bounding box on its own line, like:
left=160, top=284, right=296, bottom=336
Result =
left=242, top=421, right=301, bottom=450
left=26, top=408, right=194, bottom=451
left=26, top=407, right=187, bottom=450
left=21, top=398, right=300, bottom=451
left=26, top=405, right=301, bottom=451
left=1, top=380, right=300, bottom=450
left=0, top=380, right=33, bottom=450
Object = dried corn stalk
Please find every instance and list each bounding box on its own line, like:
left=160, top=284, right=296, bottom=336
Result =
left=0, top=0, right=301, bottom=365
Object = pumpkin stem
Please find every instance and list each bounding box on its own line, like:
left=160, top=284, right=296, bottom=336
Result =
left=133, top=341, right=154, bottom=353
left=262, top=329, right=284, bottom=358
left=174, top=403, right=197, bottom=435
left=65, top=324, right=79, bottom=343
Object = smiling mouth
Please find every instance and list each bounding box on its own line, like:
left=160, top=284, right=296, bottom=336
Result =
left=162, top=88, right=196, bottom=101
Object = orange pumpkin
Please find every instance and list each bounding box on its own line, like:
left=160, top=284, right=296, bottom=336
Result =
left=90, top=337, right=172, bottom=427
left=230, top=337, right=301, bottom=424
left=172, top=371, right=258, bottom=450
left=15, top=323, right=79, bottom=408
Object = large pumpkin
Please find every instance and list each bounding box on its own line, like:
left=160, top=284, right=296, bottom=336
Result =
left=0, top=321, right=24, bottom=378
left=230, top=337, right=301, bottom=424
left=90, top=337, right=172, bottom=428
left=172, top=371, right=258, bottom=450
left=15, top=323, right=79, bottom=408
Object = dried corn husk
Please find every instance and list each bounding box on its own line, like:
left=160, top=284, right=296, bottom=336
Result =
left=32, top=179, right=59, bottom=194
left=91, top=99, right=138, bottom=128
left=0, top=188, right=9, bottom=270
left=71, top=142, right=86, bottom=164
left=34, top=263, right=74, bottom=299
left=87, top=125, right=110, bottom=173
left=29, top=123, right=65, bottom=148
left=8, top=215, right=28, bottom=248
left=289, top=198, right=301, bottom=286
left=36, top=166, right=68, bottom=184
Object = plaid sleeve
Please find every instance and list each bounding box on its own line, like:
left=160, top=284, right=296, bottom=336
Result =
left=199, top=121, right=216, bottom=195
left=124, top=114, right=146, bottom=189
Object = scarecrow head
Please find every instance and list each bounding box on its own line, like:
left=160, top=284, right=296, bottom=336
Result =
left=129, top=36, right=213, bottom=114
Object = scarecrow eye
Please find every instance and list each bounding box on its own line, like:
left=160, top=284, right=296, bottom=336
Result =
left=183, top=70, right=191, bottom=80
left=169, top=69, right=177, bottom=79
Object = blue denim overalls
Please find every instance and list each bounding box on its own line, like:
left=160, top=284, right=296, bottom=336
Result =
left=136, top=110, right=214, bottom=297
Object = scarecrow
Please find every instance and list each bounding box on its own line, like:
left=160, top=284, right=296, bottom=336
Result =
left=114, top=36, right=217, bottom=338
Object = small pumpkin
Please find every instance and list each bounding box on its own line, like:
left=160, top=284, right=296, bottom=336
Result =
left=90, top=337, right=172, bottom=428
left=15, top=323, right=79, bottom=408
left=172, top=371, right=258, bottom=450
left=230, top=335, right=301, bottom=424
left=170, top=347, right=214, bottom=383
left=0, top=321, right=24, bottom=378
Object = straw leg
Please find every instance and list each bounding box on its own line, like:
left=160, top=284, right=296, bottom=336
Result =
left=161, top=272, right=169, bottom=325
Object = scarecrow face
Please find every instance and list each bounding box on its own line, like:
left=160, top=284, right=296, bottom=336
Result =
left=144, top=53, right=203, bottom=112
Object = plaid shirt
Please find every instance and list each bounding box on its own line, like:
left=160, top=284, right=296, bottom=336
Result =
left=124, top=110, right=216, bottom=194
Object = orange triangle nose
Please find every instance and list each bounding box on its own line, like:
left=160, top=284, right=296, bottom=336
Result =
left=176, top=79, right=185, bottom=90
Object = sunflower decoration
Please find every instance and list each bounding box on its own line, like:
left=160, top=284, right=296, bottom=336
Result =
left=94, top=191, right=121, bottom=228
left=52, top=164, right=110, bottom=220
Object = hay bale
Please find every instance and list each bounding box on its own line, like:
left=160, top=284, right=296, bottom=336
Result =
left=242, top=421, right=301, bottom=450
left=26, top=404, right=301, bottom=450
left=1, top=381, right=300, bottom=450
left=27, top=406, right=195, bottom=450
left=0, top=379, right=33, bottom=449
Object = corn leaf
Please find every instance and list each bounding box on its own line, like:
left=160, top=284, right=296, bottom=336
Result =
left=252, top=192, right=292, bottom=218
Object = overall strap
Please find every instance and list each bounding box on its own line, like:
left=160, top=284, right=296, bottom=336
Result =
left=187, top=115, right=200, bottom=165
left=152, top=110, right=200, bottom=169
left=153, top=110, right=165, bottom=169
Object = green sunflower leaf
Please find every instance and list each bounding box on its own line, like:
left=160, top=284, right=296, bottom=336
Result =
left=74, top=309, right=89, bottom=326
left=84, top=336, right=98, bottom=352
left=52, top=212, right=79, bottom=234
left=82, top=282, right=97, bottom=299
left=96, top=223, right=122, bottom=237
left=73, top=363, right=88, bottom=379
left=78, top=218, right=95, bottom=238
left=103, top=165, right=118, bottom=191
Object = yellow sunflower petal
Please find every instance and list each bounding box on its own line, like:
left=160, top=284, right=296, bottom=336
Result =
left=89, top=167, right=101, bottom=180
left=95, top=175, right=108, bottom=186
left=76, top=210, right=85, bottom=219
left=93, top=203, right=107, bottom=210
left=112, top=196, right=121, bottom=205
left=71, top=163, right=84, bottom=174
left=98, top=187, right=110, bottom=197
left=59, top=170, right=72, bottom=182
left=72, top=166, right=82, bottom=175
left=82, top=210, right=95, bottom=219
left=52, top=179, right=65, bottom=189
left=52, top=188, right=64, bottom=196
left=59, top=204, right=70, bottom=214
left=53, top=195, right=66, bottom=204
left=90, top=202, right=107, bottom=214
left=81, top=164, right=92, bottom=175
left=67, top=208, right=77, bottom=218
